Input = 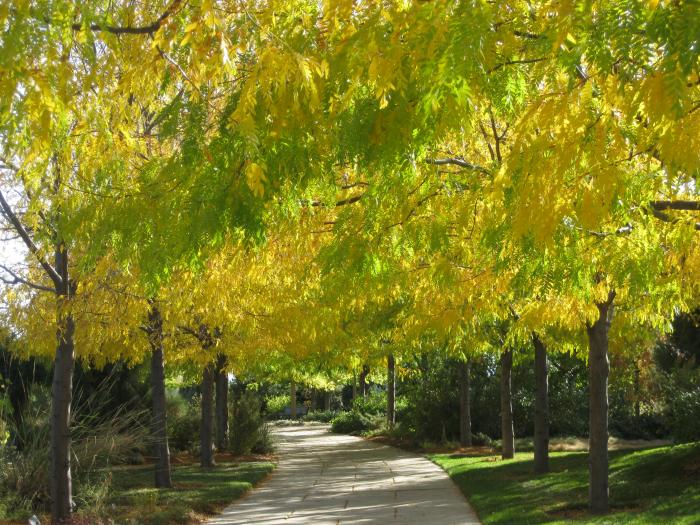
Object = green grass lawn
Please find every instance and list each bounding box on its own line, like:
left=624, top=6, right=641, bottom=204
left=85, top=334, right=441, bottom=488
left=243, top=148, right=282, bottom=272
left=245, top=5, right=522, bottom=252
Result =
left=90, top=461, right=275, bottom=525
left=432, top=442, right=700, bottom=525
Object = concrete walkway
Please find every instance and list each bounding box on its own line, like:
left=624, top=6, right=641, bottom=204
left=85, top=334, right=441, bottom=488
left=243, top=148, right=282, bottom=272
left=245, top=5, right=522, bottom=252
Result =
left=207, top=424, right=481, bottom=525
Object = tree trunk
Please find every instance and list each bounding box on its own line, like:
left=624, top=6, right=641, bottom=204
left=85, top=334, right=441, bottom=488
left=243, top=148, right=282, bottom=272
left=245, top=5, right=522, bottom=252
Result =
left=149, top=305, right=172, bottom=488
left=324, top=391, right=331, bottom=411
left=200, top=364, right=215, bottom=468
left=215, top=354, right=228, bottom=451
left=290, top=381, right=297, bottom=418
left=500, top=349, right=515, bottom=460
left=459, top=360, right=472, bottom=447
left=533, top=334, right=549, bottom=474
left=359, top=364, right=370, bottom=398
left=587, top=291, right=615, bottom=513
left=50, top=242, right=74, bottom=524
left=634, top=365, right=641, bottom=418
left=50, top=310, right=75, bottom=522
left=352, top=372, right=357, bottom=403
left=387, top=354, right=396, bottom=428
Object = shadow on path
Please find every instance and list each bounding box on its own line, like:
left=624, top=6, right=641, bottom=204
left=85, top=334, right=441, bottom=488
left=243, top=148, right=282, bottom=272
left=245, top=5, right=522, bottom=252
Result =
left=207, top=425, right=481, bottom=525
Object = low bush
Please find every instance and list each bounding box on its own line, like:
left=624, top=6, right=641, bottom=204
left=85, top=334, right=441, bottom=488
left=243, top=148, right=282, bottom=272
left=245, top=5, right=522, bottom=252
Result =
left=330, top=410, right=383, bottom=434
left=230, top=391, right=274, bottom=455
left=0, top=386, right=148, bottom=520
left=251, top=421, right=274, bottom=454
left=304, top=409, right=338, bottom=423
left=352, top=390, right=387, bottom=415
left=667, top=387, right=700, bottom=442
left=168, top=393, right=200, bottom=454
left=264, top=394, right=288, bottom=416
left=471, top=432, right=494, bottom=447
left=610, top=412, right=668, bottom=440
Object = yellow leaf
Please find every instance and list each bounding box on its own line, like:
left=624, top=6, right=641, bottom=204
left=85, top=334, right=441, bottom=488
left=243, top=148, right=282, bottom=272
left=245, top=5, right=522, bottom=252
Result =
left=246, top=162, right=267, bottom=198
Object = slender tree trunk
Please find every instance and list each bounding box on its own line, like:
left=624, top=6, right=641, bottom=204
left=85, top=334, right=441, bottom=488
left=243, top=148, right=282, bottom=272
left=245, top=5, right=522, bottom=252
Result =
left=290, top=381, right=297, bottom=418
left=359, top=364, right=369, bottom=398
left=352, top=372, right=357, bottom=403
left=148, top=305, right=172, bottom=488
left=215, top=354, right=228, bottom=451
left=459, top=360, right=472, bottom=447
left=200, top=364, right=215, bottom=468
left=634, top=365, right=641, bottom=418
left=533, top=334, right=549, bottom=474
left=51, top=309, right=75, bottom=522
left=50, top=243, right=74, bottom=523
left=500, top=349, right=515, bottom=460
left=324, top=391, right=331, bottom=411
left=387, top=354, right=396, bottom=428
left=587, top=291, right=615, bottom=513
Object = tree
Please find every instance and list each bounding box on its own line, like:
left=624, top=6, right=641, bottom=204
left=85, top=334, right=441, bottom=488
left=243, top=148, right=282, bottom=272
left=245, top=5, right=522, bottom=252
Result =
left=499, top=348, right=515, bottom=460
left=458, top=360, right=472, bottom=447
left=215, top=353, right=229, bottom=451
left=387, top=354, right=396, bottom=428
left=146, top=303, right=172, bottom=488
left=532, top=334, right=549, bottom=474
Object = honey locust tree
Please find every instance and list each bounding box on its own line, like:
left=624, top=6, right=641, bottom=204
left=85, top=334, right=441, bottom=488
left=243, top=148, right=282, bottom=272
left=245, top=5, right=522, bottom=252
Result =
left=317, top=1, right=700, bottom=513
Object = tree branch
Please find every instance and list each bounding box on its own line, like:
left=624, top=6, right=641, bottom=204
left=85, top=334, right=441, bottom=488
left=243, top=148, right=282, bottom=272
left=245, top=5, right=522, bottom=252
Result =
left=0, top=264, right=55, bottom=293
left=334, top=194, right=363, bottom=207
left=489, top=56, right=548, bottom=73
left=648, top=206, right=700, bottom=231
left=425, top=158, right=492, bottom=176
left=71, top=0, right=182, bottom=35
left=177, top=325, right=201, bottom=340
left=650, top=200, right=700, bottom=211
left=0, top=190, right=62, bottom=289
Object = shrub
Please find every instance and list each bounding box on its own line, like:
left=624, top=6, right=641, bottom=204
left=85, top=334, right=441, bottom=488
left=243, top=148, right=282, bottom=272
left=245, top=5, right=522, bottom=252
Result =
left=304, top=409, right=338, bottom=423
left=667, top=387, right=700, bottom=442
left=251, top=421, right=274, bottom=454
left=264, top=394, right=289, bottom=416
left=230, top=391, right=273, bottom=455
left=168, top=393, right=200, bottom=454
left=471, top=432, right=494, bottom=447
left=610, top=412, right=668, bottom=440
left=330, top=410, right=383, bottom=434
left=0, top=385, right=148, bottom=518
left=352, top=390, right=387, bottom=415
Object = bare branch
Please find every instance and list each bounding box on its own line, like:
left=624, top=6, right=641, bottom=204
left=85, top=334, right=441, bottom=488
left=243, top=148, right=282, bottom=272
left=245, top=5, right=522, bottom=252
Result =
left=650, top=200, right=700, bottom=211
left=489, top=56, right=548, bottom=73
left=489, top=107, right=502, bottom=164
left=579, top=223, right=634, bottom=238
left=0, top=189, right=62, bottom=289
left=425, top=158, right=492, bottom=176
left=334, top=194, right=363, bottom=207
left=0, top=159, right=19, bottom=172
left=155, top=45, right=202, bottom=95
left=71, top=0, right=183, bottom=35
left=0, top=264, right=55, bottom=293
left=648, top=206, right=700, bottom=231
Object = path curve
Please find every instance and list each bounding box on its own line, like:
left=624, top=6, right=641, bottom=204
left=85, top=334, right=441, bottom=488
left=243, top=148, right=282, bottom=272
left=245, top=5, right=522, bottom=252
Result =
left=207, top=424, right=480, bottom=525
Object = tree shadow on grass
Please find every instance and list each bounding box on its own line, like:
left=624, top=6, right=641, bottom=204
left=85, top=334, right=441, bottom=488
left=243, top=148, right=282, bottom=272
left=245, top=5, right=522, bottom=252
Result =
left=103, top=461, right=275, bottom=524
left=434, top=442, right=700, bottom=524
